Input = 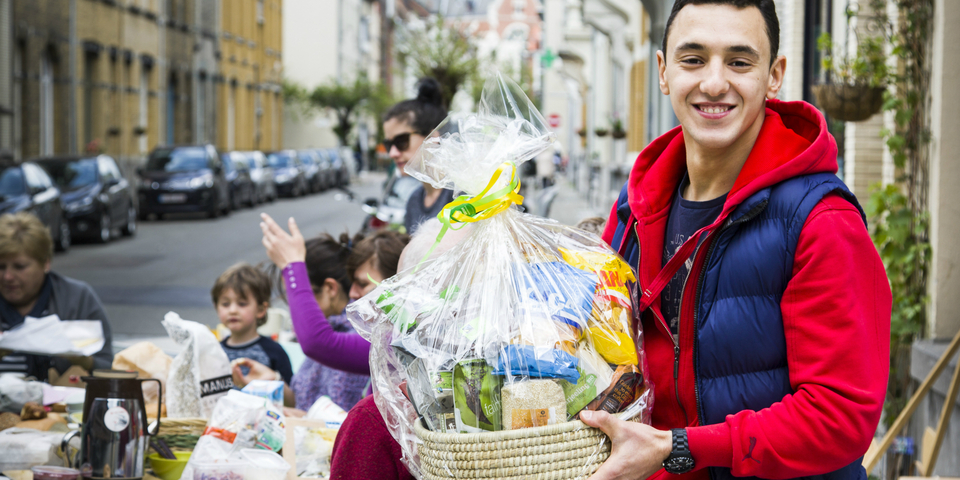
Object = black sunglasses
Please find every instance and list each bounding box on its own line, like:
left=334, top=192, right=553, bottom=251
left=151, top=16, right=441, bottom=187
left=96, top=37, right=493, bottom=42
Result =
left=383, top=132, right=414, bottom=153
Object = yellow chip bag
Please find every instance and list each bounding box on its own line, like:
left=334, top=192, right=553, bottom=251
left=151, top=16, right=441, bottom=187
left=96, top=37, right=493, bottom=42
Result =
left=559, top=249, right=636, bottom=308
left=587, top=327, right=638, bottom=365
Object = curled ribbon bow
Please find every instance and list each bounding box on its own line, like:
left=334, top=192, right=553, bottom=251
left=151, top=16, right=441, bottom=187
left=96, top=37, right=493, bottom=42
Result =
left=416, top=162, right=524, bottom=269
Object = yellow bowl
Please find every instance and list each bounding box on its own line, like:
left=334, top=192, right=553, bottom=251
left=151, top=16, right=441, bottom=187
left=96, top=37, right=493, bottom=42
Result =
left=148, top=452, right=191, bottom=480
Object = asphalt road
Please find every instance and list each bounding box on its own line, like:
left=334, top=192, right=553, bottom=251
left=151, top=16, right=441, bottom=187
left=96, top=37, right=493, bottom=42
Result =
left=53, top=172, right=385, bottom=341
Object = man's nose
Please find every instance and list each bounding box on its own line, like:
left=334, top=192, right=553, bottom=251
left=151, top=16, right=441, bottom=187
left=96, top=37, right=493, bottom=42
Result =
left=389, top=145, right=402, bottom=159
left=700, top=59, right=731, bottom=97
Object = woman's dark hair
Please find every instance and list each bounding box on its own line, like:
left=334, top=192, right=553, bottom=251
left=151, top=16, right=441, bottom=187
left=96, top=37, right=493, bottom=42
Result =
left=270, top=232, right=363, bottom=299
left=382, top=77, right=448, bottom=135
left=662, top=0, right=779, bottom=66
left=347, top=230, right=410, bottom=282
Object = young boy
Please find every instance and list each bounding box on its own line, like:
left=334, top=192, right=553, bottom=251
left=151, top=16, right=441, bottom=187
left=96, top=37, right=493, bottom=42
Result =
left=212, top=262, right=294, bottom=406
left=582, top=1, right=890, bottom=479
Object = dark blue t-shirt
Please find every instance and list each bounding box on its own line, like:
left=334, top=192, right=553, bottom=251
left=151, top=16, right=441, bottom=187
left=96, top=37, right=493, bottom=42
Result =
left=661, top=175, right=726, bottom=337
left=220, top=335, right=294, bottom=384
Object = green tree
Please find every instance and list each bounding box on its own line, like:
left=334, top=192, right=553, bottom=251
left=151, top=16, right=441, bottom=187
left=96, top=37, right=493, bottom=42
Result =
left=308, top=77, right=375, bottom=147
left=398, top=16, right=480, bottom=109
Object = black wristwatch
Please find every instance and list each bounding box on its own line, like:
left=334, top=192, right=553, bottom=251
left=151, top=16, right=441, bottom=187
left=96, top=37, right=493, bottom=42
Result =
left=662, top=428, right=696, bottom=474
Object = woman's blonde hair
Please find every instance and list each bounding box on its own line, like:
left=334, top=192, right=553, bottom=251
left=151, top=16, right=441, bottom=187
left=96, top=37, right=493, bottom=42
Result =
left=0, top=212, right=53, bottom=265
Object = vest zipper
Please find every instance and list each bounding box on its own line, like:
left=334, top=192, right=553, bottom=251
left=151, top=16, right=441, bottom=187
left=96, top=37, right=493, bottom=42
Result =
left=692, top=199, right=768, bottom=424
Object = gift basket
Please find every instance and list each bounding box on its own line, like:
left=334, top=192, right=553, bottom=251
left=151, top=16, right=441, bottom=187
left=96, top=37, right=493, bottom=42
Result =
left=347, top=73, right=652, bottom=480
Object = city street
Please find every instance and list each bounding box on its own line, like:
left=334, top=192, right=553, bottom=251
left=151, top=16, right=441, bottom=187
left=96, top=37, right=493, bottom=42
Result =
left=52, top=172, right=384, bottom=342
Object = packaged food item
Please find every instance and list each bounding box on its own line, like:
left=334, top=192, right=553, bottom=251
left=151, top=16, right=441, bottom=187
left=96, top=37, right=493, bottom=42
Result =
left=493, top=344, right=580, bottom=383
left=453, top=359, right=502, bottom=433
left=500, top=379, right=566, bottom=430
left=162, top=312, right=234, bottom=418
left=587, top=327, right=638, bottom=366
left=112, top=341, right=172, bottom=418
left=241, top=380, right=283, bottom=408
left=559, top=341, right=616, bottom=418
left=584, top=365, right=645, bottom=414
left=305, top=395, right=349, bottom=429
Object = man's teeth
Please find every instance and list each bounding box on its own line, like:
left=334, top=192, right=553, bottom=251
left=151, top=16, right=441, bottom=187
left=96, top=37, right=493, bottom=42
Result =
left=700, top=106, right=730, bottom=114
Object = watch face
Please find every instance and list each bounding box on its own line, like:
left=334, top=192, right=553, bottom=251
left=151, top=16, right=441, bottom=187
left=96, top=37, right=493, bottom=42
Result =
left=664, top=456, right=695, bottom=474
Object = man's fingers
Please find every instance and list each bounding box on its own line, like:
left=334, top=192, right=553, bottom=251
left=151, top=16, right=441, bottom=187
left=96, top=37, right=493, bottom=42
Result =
left=580, top=410, right=621, bottom=441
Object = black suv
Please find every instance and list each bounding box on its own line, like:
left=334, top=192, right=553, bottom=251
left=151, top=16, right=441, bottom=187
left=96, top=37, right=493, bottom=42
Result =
left=138, top=145, right=231, bottom=219
left=0, top=161, right=71, bottom=251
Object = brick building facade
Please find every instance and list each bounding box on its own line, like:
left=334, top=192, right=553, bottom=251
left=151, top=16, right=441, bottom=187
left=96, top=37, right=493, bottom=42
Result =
left=7, top=0, right=282, bottom=170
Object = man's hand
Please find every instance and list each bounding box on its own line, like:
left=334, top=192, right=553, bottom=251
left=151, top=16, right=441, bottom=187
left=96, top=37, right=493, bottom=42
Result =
left=260, top=213, right=306, bottom=270
left=230, top=357, right=277, bottom=389
left=580, top=410, right=673, bottom=480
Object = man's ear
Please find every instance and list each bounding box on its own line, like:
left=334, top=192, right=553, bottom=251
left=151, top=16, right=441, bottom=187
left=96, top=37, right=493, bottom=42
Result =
left=657, top=50, right=670, bottom=95
left=43, top=260, right=51, bottom=274
left=766, top=55, right=787, bottom=99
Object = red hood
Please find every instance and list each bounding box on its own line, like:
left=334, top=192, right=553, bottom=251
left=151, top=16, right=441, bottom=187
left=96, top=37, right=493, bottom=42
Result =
left=626, top=99, right=835, bottom=221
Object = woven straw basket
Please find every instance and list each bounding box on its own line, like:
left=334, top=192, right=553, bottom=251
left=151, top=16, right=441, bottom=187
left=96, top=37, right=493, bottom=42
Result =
left=415, top=416, right=631, bottom=480
left=155, top=417, right=207, bottom=452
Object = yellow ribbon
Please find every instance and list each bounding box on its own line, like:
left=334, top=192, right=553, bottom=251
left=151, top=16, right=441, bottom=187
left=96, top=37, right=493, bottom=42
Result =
left=416, top=162, right=524, bottom=269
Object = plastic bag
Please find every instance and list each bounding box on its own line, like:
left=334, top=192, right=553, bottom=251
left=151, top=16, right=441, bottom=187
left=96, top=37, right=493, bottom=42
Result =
left=348, top=73, right=652, bottom=479
left=162, top=312, right=234, bottom=418
left=112, top=341, right=172, bottom=418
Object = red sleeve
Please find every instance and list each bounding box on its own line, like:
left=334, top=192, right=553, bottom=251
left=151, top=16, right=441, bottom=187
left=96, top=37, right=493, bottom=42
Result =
left=601, top=201, right=620, bottom=245
left=686, top=194, right=891, bottom=477
left=330, top=396, right=413, bottom=480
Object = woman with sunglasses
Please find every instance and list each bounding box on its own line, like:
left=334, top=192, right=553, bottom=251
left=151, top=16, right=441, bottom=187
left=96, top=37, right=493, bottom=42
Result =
left=381, top=77, right=454, bottom=235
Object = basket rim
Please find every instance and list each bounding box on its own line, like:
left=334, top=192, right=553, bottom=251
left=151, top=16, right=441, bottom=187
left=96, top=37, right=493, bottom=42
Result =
left=414, top=412, right=637, bottom=444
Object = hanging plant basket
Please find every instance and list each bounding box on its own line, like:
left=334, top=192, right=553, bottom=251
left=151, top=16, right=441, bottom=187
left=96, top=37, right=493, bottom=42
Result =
left=577, top=128, right=587, bottom=137
left=594, top=128, right=609, bottom=137
left=611, top=129, right=627, bottom=139
left=811, top=84, right=885, bottom=122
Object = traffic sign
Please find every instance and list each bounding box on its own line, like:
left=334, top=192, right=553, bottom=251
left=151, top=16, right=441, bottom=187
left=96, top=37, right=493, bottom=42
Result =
left=548, top=113, right=561, bottom=128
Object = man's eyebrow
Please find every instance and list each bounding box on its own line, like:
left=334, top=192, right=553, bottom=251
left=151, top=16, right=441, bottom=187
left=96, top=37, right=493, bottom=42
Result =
left=674, top=42, right=705, bottom=52
left=727, top=45, right=761, bottom=58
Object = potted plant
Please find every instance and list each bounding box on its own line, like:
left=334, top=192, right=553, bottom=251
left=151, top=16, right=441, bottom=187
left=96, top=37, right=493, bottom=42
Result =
left=133, top=125, right=147, bottom=136
left=611, top=116, right=626, bottom=139
left=107, top=126, right=121, bottom=136
left=577, top=128, right=587, bottom=137
left=812, top=32, right=888, bottom=122
left=594, top=127, right=609, bottom=137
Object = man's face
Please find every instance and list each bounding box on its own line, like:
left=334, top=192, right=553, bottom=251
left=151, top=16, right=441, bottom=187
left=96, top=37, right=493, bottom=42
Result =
left=657, top=4, right=785, bottom=153
left=0, top=253, right=50, bottom=307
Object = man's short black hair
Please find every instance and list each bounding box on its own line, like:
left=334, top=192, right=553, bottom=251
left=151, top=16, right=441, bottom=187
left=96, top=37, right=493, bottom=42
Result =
left=662, top=0, right=780, bottom=66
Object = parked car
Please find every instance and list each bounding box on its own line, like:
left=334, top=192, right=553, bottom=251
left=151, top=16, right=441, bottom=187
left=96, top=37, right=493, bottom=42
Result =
left=326, top=148, right=350, bottom=187
left=266, top=150, right=308, bottom=197
left=312, top=149, right=335, bottom=190
left=221, top=152, right=256, bottom=210
left=36, top=155, right=136, bottom=243
left=360, top=173, right=421, bottom=234
left=138, top=145, right=231, bottom=219
left=296, top=149, right=324, bottom=193
left=0, top=161, right=70, bottom=251
left=242, top=151, right=276, bottom=203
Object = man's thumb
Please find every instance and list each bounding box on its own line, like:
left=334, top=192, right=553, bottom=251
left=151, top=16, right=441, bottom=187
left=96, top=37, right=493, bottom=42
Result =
left=580, top=410, right=619, bottom=439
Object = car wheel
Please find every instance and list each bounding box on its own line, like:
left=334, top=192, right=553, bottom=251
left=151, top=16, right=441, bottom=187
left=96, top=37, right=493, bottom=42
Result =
left=55, top=217, right=71, bottom=252
left=122, top=205, right=137, bottom=236
left=97, top=213, right=111, bottom=244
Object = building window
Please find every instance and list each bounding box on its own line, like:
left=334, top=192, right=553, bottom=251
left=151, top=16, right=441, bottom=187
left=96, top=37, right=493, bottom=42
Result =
left=257, top=0, right=264, bottom=24
left=227, top=83, right=236, bottom=150
left=13, top=40, right=22, bottom=158
left=83, top=52, right=98, bottom=146
left=139, top=66, right=149, bottom=153
left=167, top=73, right=177, bottom=145
left=40, top=51, right=54, bottom=156
left=196, top=73, right=206, bottom=143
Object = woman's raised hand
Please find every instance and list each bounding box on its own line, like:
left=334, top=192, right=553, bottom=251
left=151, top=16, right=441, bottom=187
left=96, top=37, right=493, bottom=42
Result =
left=260, top=213, right=306, bottom=269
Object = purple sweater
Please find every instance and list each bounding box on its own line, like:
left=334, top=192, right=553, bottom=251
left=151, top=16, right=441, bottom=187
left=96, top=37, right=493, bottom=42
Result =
left=283, top=262, right=371, bottom=375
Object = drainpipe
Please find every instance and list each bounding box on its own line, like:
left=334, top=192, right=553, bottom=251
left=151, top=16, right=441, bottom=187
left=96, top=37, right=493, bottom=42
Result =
left=69, top=0, right=77, bottom=154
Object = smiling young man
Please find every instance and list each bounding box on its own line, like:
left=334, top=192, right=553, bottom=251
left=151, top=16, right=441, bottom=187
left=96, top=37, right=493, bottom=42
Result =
left=580, top=1, right=892, bottom=479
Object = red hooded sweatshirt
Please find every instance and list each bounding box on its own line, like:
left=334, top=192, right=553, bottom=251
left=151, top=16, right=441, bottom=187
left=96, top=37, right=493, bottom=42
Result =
left=602, top=99, right=891, bottom=479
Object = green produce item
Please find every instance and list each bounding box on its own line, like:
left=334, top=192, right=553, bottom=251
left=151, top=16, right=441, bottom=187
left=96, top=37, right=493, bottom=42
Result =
left=453, top=359, right=502, bottom=432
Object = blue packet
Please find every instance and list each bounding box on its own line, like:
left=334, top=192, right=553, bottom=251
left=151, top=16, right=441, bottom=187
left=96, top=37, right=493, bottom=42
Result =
left=493, top=344, right=580, bottom=384
left=512, top=262, right=598, bottom=329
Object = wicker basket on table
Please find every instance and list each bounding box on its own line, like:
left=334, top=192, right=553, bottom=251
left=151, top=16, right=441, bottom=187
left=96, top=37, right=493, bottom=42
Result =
left=155, top=417, right=207, bottom=452
left=415, top=415, right=637, bottom=480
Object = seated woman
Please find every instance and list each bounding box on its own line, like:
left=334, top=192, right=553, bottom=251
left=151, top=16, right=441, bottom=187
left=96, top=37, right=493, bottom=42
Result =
left=0, top=212, right=113, bottom=380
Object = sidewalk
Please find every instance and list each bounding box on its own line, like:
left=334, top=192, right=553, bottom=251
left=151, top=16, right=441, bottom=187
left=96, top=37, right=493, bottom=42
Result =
left=545, top=176, right=607, bottom=228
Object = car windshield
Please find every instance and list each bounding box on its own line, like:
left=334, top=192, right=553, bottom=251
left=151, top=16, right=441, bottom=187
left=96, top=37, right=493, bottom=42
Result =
left=147, top=147, right=209, bottom=172
left=384, top=175, right=421, bottom=208
left=42, top=158, right=98, bottom=190
left=267, top=152, right=293, bottom=168
left=298, top=152, right=315, bottom=165
left=0, top=167, right=26, bottom=198
left=244, top=155, right=259, bottom=169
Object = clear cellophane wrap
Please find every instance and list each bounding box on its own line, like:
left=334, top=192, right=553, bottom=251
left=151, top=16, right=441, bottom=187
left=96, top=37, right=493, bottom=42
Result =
left=347, top=73, right=652, bottom=479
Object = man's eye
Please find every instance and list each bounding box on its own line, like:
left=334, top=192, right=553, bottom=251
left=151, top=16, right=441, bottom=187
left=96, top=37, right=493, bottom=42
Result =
left=731, top=61, right=751, bottom=67
left=681, top=58, right=703, bottom=65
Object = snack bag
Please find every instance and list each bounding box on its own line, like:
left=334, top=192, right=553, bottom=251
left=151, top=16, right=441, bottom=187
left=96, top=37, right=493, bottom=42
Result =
left=162, top=312, right=233, bottom=418
left=348, top=73, right=653, bottom=480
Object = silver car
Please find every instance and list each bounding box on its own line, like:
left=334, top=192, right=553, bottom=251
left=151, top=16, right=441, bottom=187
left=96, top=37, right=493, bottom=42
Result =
left=242, top=151, right=277, bottom=203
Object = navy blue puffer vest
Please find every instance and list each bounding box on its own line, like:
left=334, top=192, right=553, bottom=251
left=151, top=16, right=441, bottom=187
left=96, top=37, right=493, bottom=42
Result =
left=610, top=172, right=868, bottom=480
